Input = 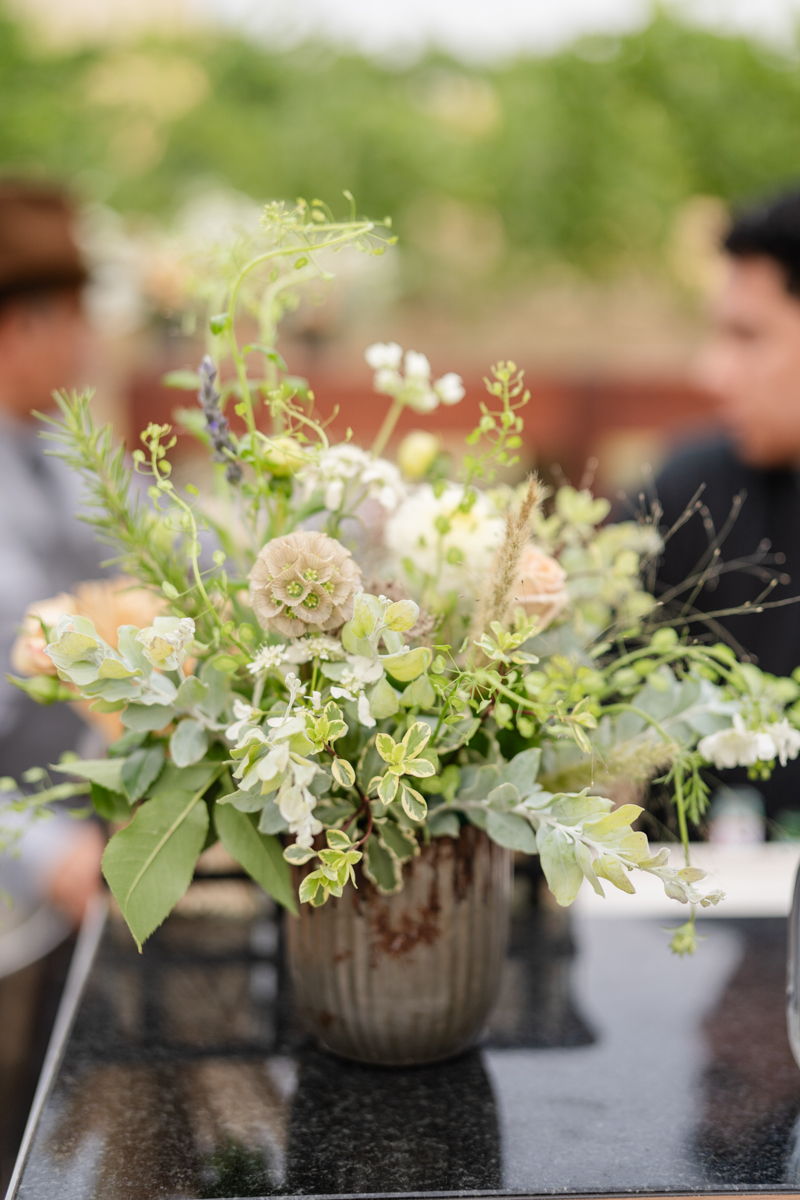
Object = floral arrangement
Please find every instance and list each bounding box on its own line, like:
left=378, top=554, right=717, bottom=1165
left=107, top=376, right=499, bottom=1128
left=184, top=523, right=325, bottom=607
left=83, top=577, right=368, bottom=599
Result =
left=6, top=200, right=800, bottom=957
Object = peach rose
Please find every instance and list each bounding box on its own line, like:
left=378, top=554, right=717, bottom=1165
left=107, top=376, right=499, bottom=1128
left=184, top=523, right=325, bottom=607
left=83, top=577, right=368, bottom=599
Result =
left=11, top=594, right=78, bottom=676
left=512, top=544, right=570, bottom=630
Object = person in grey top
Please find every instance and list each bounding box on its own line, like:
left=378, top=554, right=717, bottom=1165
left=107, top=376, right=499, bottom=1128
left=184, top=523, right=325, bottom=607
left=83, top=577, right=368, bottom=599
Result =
left=0, top=182, right=105, bottom=927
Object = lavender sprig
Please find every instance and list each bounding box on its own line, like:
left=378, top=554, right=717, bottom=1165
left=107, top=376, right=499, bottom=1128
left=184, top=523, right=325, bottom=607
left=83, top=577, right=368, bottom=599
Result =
left=198, top=356, right=242, bottom=485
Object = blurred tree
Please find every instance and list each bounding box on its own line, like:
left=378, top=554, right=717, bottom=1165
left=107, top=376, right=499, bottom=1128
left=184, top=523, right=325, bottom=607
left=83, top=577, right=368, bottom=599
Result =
left=2, top=6, right=800, bottom=296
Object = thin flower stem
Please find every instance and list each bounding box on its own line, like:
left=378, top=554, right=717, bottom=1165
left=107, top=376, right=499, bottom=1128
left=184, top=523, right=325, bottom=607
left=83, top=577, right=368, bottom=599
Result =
left=371, top=398, right=404, bottom=458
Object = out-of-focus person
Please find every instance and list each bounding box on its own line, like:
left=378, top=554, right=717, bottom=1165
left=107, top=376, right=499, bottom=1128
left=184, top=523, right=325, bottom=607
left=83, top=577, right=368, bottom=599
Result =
left=0, top=182, right=111, bottom=1184
left=653, top=187, right=800, bottom=823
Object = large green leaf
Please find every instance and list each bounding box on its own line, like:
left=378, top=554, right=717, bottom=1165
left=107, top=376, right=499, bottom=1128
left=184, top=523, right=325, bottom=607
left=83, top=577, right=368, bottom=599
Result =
left=52, top=757, right=124, bottom=791
left=214, top=803, right=297, bottom=913
left=121, top=745, right=165, bottom=802
left=363, top=832, right=402, bottom=894
left=102, top=787, right=210, bottom=948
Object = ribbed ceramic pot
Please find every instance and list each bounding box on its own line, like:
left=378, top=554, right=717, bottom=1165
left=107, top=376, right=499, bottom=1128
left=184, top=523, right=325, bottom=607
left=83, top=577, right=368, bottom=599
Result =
left=286, top=825, right=511, bottom=1066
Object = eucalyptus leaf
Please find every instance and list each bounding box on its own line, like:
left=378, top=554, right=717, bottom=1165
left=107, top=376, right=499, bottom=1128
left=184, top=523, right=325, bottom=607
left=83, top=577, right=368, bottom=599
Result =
left=427, top=809, right=461, bottom=839
left=102, top=788, right=209, bottom=948
left=486, top=809, right=537, bottom=852
left=170, top=719, right=209, bottom=768
left=176, top=676, right=209, bottom=709
left=122, top=703, right=175, bottom=732
left=257, top=799, right=289, bottom=833
left=214, top=803, right=296, bottom=913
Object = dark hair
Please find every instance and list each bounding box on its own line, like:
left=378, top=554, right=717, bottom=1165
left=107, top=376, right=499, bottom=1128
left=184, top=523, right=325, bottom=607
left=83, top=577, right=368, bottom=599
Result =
left=724, top=188, right=800, bottom=297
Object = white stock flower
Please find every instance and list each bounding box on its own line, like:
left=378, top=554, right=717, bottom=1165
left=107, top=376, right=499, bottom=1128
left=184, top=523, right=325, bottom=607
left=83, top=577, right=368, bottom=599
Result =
left=764, top=719, right=800, bottom=766
left=365, top=342, right=403, bottom=370
left=433, top=372, right=465, bottom=405
left=698, top=714, right=777, bottom=770
left=300, top=444, right=405, bottom=513
left=385, top=483, right=506, bottom=592
left=135, top=616, right=195, bottom=671
left=247, top=645, right=286, bottom=675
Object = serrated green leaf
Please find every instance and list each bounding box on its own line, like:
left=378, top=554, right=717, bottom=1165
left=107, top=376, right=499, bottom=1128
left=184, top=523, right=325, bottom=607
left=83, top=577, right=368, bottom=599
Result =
left=102, top=787, right=210, bottom=948
left=90, top=782, right=131, bottom=822
left=214, top=803, right=297, bottom=913
left=121, top=745, right=165, bottom=802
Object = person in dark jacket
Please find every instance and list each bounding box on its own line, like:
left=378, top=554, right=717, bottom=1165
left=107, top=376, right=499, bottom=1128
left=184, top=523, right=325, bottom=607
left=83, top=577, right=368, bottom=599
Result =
left=653, top=187, right=800, bottom=820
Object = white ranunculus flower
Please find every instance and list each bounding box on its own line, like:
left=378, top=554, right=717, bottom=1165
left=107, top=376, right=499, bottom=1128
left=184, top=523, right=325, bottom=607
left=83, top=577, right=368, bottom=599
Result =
left=764, top=719, right=800, bottom=766
left=385, top=483, right=506, bottom=592
left=698, top=714, right=777, bottom=770
left=404, top=350, right=431, bottom=379
left=433, top=372, right=465, bottom=405
left=365, top=342, right=403, bottom=370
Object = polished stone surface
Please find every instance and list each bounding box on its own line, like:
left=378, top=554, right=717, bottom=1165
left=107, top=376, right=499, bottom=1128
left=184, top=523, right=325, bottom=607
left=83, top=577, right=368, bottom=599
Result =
left=10, top=868, right=800, bottom=1199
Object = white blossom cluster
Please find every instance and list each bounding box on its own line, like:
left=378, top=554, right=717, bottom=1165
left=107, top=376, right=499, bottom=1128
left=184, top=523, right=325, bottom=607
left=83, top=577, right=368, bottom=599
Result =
left=385, top=483, right=506, bottom=592
left=299, top=443, right=405, bottom=513
left=698, top=715, right=800, bottom=770
left=365, top=343, right=465, bottom=413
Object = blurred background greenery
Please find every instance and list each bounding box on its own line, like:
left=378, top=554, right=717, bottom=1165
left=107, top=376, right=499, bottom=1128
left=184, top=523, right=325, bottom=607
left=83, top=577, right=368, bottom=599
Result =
left=3, top=0, right=800, bottom=485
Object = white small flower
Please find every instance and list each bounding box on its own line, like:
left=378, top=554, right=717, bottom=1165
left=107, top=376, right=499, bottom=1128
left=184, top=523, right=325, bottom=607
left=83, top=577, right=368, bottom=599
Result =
left=226, top=698, right=256, bottom=744
left=136, top=616, right=195, bottom=671
left=285, top=672, right=306, bottom=708
left=764, top=719, right=800, bottom=766
left=283, top=635, right=345, bottom=665
left=277, top=778, right=322, bottom=848
left=433, top=372, right=465, bottom=405
left=374, top=366, right=403, bottom=395
left=247, top=644, right=286, bottom=675
left=404, top=350, right=431, bottom=379
left=365, top=342, right=403, bottom=370
left=698, top=714, right=777, bottom=770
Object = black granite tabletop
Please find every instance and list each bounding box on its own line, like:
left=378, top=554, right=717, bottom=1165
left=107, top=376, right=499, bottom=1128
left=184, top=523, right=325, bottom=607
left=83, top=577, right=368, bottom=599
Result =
left=8, top=866, right=800, bottom=1200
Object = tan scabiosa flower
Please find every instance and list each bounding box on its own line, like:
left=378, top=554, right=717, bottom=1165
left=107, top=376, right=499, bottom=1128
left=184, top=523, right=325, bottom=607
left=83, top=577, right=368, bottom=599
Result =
left=512, top=544, right=570, bottom=630
left=248, top=531, right=362, bottom=638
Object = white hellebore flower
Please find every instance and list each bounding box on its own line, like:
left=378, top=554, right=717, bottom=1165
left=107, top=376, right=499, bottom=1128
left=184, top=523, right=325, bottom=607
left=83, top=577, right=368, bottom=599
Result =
left=136, top=616, right=195, bottom=671
left=764, top=719, right=800, bottom=766
left=698, top=714, right=777, bottom=770
left=365, top=342, right=403, bottom=370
